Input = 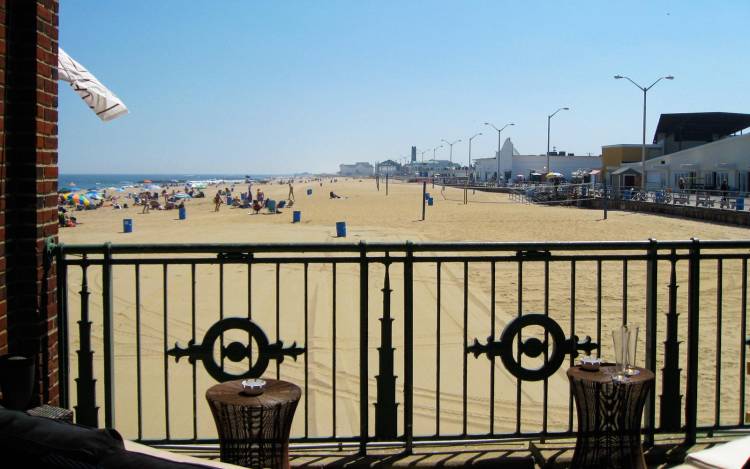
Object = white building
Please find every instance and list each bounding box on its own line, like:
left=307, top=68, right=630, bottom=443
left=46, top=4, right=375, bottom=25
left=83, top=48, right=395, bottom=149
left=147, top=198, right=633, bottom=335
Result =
left=405, top=159, right=460, bottom=177
left=473, top=138, right=601, bottom=182
left=643, top=133, right=750, bottom=191
left=339, top=162, right=374, bottom=177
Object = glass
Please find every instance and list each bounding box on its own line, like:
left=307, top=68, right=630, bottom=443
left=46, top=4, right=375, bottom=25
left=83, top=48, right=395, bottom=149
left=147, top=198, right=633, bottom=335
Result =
left=612, top=325, right=640, bottom=381
left=625, top=325, right=640, bottom=376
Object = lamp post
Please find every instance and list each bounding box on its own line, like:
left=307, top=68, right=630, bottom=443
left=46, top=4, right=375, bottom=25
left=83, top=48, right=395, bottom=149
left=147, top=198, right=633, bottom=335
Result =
left=467, top=132, right=482, bottom=174
left=420, top=149, right=429, bottom=162
left=441, top=139, right=462, bottom=164
left=432, top=144, right=443, bottom=161
left=484, top=122, right=514, bottom=184
left=546, top=107, right=569, bottom=175
left=614, top=74, right=674, bottom=190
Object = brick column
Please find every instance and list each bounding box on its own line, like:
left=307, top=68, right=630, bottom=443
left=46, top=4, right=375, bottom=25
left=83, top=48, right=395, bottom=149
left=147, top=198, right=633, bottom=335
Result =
left=1, top=0, right=59, bottom=406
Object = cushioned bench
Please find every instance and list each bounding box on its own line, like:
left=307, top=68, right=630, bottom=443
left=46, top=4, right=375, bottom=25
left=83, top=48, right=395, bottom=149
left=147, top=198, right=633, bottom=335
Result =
left=0, top=406, right=242, bottom=468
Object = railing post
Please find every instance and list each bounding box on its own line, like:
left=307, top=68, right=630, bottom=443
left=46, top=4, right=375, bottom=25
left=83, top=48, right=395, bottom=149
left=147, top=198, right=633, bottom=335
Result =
left=685, top=238, right=700, bottom=445
left=661, top=249, right=682, bottom=432
left=75, top=254, right=98, bottom=426
left=358, top=242, right=369, bottom=455
left=403, top=242, right=414, bottom=453
left=102, top=242, right=115, bottom=429
left=375, top=255, right=398, bottom=439
left=644, top=238, right=658, bottom=445
left=56, top=243, right=69, bottom=409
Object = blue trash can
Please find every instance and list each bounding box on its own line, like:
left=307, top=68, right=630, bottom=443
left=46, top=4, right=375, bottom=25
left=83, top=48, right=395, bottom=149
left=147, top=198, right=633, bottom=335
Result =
left=266, top=199, right=277, bottom=213
left=428, top=197, right=434, bottom=206
left=307, top=189, right=313, bottom=196
left=178, top=206, right=186, bottom=220
left=424, top=192, right=431, bottom=200
left=623, top=189, right=632, bottom=200
left=123, top=219, right=133, bottom=233
left=737, top=197, right=745, bottom=211
left=292, top=210, right=301, bottom=223
left=336, top=221, right=347, bottom=237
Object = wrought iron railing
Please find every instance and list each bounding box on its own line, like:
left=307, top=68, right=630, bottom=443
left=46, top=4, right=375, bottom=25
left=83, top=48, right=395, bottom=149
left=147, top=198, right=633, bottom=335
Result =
left=55, top=240, right=750, bottom=453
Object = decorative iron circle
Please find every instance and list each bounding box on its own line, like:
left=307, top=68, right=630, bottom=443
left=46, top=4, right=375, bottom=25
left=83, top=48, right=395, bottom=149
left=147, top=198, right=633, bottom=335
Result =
left=498, top=314, right=566, bottom=381
left=201, top=317, right=270, bottom=381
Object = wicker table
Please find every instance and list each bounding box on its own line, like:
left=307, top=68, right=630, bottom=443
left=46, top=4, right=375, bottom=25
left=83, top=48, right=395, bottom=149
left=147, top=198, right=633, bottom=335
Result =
left=568, top=365, right=654, bottom=469
left=206, top=379, right=301, bottom=469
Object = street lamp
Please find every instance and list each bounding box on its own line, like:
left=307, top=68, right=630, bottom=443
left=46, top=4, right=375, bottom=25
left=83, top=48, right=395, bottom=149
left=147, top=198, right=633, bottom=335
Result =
left=467, top=132, right=482, bottom=171
left=432, top=144, right=443, bottom=161
left=614, top=74, right=674, bottom=190
left=420, top=148, right=429, bottom=162
left=484, top=122, right=514, bottom=184
left=441, top=138, right=462, bottom=164
left=546, top=107, right=569, bottom=175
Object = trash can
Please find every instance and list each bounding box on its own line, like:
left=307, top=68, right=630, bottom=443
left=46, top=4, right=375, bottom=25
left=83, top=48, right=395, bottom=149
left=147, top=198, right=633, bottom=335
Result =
left=424, top=192, right=431, bottom=200
left=178, top=206, right=186, bottom=220
left=307, top=189, right=313, bottom=196
left=292, top=210, right=301, bottom=223
left=123, top=219, right=133, bottom=233
left=737, top=197, right=745, bottom=211
left=336, top=221, right=347, bottom=237
left=428, top=197, right=434, bottom=206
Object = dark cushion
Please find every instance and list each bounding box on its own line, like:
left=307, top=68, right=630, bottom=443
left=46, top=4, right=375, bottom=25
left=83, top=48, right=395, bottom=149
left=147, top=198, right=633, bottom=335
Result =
left=0, top=407, right=124, bottom=467
left=0, top=407, right=218, bottom=468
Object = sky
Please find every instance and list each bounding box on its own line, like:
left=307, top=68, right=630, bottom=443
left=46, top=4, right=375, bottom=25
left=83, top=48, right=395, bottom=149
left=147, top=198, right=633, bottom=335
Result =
left=59, top=1, right=750, bottom=174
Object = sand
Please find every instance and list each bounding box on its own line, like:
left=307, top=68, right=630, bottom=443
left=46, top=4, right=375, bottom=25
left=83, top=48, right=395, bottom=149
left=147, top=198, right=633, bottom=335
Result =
left=59, top=178, right=750, bottom=441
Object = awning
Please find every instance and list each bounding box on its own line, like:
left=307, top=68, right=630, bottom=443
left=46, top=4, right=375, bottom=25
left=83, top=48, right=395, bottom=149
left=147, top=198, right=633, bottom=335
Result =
left=611, top=165, right=643, bottom=175
left=589, top=169, right=601, bottom=175
left=58, top=48, right=128, bottom=122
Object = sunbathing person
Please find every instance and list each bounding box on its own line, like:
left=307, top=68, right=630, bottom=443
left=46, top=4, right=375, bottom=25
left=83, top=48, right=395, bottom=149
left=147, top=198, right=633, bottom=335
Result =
left=330, top=191, right=341, bottom=199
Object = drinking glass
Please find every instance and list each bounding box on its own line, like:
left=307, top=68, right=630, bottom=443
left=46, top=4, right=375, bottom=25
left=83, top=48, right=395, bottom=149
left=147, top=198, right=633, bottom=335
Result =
left=625, top=325, right=640, bottom=376
left=612, top=326, right=627, bottom=381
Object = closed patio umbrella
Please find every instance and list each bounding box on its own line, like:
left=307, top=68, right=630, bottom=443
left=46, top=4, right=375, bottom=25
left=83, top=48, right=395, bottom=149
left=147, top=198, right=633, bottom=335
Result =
left=58, top=47, right=128, bottom=122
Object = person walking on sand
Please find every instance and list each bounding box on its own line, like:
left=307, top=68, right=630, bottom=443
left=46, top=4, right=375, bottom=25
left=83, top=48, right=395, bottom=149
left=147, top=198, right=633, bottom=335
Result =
left=214, top=191, right=222, bottom=212
left=141, top=191, right=150, bottom=214
left=288, top=182, right=295, bottom=201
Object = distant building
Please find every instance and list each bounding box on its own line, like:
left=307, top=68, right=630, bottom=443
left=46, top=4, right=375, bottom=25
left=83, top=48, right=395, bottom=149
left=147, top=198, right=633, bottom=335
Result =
left=605, top=112, right=750, bottom=190
left=473, top=138, right=601, bottom=182
left=339, top=162, right=374, bottom=177
left=405, top=159, right=460, bottom=177
left=376, top=159, right=401, bottom=175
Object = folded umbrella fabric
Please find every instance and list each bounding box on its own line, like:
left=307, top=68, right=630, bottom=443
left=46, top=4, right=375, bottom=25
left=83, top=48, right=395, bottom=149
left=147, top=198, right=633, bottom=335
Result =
left=58, top=47, right=129, bottom=122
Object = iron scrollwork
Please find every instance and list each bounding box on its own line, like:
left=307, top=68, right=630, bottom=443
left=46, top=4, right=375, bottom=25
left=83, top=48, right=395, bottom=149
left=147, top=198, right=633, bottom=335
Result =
left=167, top=317, right=304, bottom=382
left=467, top=313, right=598, bottom=381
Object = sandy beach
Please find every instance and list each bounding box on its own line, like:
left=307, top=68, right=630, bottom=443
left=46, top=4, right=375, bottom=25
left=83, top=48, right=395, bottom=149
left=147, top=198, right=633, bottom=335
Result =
left=59, top=178, right=750, bottom=441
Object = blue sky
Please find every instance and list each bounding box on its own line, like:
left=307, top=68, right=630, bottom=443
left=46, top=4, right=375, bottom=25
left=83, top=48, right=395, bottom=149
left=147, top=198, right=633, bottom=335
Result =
left=59, top=1, right=750, bottom=174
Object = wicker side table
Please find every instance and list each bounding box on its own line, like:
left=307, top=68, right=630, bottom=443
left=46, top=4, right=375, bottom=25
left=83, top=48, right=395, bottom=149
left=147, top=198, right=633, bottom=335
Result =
left=568, top=365, right=654, bottom=469
left=206, top=379, right=301, bottom=469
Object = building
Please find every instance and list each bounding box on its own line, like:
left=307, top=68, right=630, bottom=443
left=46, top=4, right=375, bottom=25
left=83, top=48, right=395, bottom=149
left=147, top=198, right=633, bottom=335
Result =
left=473, top=138, right=601, bottom=182
left=376, top=159, right=401, bottom=175
left=404, top=159, right=460, bottom=177
left=606, top=112, right=750, bottom=190
left=339, top=162, right=374, bottom=177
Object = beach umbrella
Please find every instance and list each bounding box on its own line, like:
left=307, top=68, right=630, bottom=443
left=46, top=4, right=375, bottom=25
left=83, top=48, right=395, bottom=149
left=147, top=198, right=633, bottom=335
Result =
left=86, top=191, right=101, bottom=200
left=174, top=193, right=192, bottom=199
left=143, top=179, right=153, bottom=184
left=546, top=172, right=564, bottom=179
left=57, top=48, right=128, bottom=122
left=67, top=193, right=91, bottom=207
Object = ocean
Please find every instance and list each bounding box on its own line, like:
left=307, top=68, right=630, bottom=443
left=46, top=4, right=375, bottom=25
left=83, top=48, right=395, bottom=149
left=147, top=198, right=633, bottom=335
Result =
left=58, top=173, right=294, bottom=190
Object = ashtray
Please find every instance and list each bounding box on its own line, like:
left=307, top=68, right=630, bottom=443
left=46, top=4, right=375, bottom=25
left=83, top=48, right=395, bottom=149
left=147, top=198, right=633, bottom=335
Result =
left=579, top=356, right=602, bottom=371
left=241, top=379, right=266, bottom=396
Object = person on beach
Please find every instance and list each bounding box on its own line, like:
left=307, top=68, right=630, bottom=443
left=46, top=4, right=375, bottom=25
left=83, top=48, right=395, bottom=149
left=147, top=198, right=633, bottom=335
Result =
left=214, top=191, right=223, bottom=212
left=141, top=191, right=150, bottom=214
left=288, top=182, right=295, bottom=201
left=329, top=191, right=341, bottom=199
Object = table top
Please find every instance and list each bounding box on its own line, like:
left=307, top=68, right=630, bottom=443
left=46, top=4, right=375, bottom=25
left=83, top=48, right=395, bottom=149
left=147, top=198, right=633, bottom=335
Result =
left=206, top=378, right=301, bottom=407
left=567, top=365, right=654, bottom=384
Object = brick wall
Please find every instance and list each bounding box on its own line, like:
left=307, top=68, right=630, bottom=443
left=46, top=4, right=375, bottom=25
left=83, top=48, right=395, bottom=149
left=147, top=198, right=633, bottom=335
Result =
left=1, top=0, right=59, bottom=406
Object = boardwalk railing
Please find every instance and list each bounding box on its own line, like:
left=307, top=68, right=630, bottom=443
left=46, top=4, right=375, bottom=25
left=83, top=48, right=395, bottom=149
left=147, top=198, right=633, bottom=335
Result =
left=55, top=240, right=750, bottom=452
